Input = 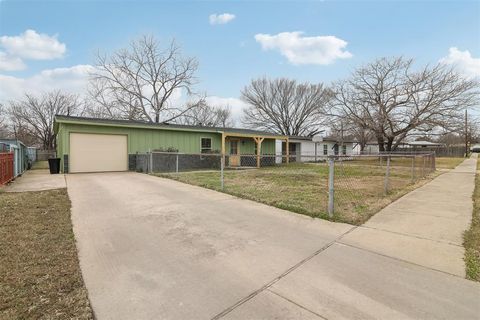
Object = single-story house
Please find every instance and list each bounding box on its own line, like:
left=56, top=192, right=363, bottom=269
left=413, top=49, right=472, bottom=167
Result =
left=54, top=115, right=289, bottom=173
left=353, top=141, right=381, bottom=155
left=0, top=139, right=28, bottom=177
left=275, top=135, right=355, bottom=162
left=406, top=140, right=445, bottom=148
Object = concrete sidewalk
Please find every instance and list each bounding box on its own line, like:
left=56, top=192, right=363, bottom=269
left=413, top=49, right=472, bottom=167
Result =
left=5, top=169, right=66, bottom=192
left=341, top=156, right=477, bottom=276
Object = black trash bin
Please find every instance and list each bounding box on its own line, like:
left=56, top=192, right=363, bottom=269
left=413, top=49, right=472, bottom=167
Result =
left=48, top=158, right=61, bottom=174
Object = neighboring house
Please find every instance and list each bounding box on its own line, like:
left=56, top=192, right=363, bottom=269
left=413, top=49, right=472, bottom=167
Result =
left=54, top=115, right=289, bottom=173
left=406, top=140, right=445, bottom=148
left=275, top=135, right=354, bottom=162
left=321, top=136, right=355, bottom=157
left=27, top=147, right=37, bottom=164
left=355, top=140, right=448, bottom=155
left=0, top=139, right=28, bottom=177
left=353, top=141, right=381, bottom=155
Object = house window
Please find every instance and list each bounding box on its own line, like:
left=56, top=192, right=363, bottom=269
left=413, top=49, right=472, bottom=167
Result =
left=201, top=138, right=212, bottom=153
left=342, top=145, right=347, bottom=155
left=323, top=144, right=328, bottom=155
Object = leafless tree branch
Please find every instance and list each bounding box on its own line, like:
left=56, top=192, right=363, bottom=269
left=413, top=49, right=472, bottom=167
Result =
left=241, top=77, right=331, bottom=136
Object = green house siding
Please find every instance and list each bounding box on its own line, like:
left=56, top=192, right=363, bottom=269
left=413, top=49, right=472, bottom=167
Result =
left=57, top=123, right=223, bottom=154
left=56, top=122, right=277, bottom=172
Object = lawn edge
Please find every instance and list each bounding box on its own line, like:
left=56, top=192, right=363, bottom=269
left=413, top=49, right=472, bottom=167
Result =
left=464, top=158, right=480, bottom=281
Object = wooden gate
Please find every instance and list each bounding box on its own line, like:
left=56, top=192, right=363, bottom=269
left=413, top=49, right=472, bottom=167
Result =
left=0, top=152, right=14, bottom=185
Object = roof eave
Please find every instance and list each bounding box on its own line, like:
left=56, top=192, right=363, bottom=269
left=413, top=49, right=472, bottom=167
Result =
left=54, top=116, right=287, bottom=139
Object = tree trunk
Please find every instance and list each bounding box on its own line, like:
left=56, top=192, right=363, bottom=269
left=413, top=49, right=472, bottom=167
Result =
left=386, top=137, right=394, bottom=152
left=377, top=136, right=385, bottom=152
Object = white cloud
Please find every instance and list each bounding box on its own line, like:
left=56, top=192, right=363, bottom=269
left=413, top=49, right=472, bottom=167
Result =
left=206, top=96, right=248, bottom=124
left=440, top=47, right=480, bottom=78
left=0, top=64, right=188, bottom=110
left=209, top=13, right=235, bottom=25
left=0, top=29, right=66, bottom=60
left=254, top=31, right=352, bottom=65
left=0, top=51, right=26, bottom=71
left=0, top=64, right=94, bottom=101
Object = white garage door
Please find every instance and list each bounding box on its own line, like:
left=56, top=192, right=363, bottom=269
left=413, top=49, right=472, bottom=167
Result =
left=70, top=133, right=128, bottom=173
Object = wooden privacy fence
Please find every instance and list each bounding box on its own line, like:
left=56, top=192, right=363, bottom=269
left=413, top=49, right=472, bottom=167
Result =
left=0, top=152, right=14, bottom=185
left=36, top=149, right=56, bottom=161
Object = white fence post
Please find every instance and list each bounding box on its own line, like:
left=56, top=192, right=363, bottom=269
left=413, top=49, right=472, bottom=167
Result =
left=422, top=155, right=426, bottom=178
left=384, top=155, right=390, bottom=195
left=328, top=157, right=335, bottom=217
left=220, top=154, right=225, bottom=190
left=411, top=156, right=415, bottom=183
left=175, top=154, right=179, bottom=173
left=149, top=149, right=153, bottom=174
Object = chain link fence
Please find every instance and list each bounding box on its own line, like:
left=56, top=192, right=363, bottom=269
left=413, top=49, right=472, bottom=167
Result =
left=327, top=153, right=435, bottom=224
left=133, top=151, right=436, bottom=225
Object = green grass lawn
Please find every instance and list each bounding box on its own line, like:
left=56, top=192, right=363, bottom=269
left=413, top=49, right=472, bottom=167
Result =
left=155, top=161, right=437, bottom=225
left=0, top=189, right=93, bottom=319
left=464, top=160, right=480, bottom=281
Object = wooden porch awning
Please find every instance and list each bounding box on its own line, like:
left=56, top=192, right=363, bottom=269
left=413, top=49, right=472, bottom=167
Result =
left=219, top=132, right=289, bottom=168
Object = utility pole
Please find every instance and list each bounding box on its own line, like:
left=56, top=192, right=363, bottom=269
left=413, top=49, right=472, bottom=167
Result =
left=465, top=109, right=469, bottom=157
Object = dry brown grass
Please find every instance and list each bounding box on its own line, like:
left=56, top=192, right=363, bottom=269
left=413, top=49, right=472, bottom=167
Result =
left=435, top=157, right=465, bottom=169
left=0, top=189, right=93, bottom=319
left=156, top=161, right=438, bottom=225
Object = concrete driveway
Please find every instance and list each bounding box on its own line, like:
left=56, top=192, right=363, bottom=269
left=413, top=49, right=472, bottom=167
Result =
left=67, top=172, right=480, bottom=320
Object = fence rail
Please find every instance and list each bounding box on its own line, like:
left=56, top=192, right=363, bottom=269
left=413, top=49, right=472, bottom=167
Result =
left=134, top=151, right=436, bottom=224
left=0, top=152, right=14, bottom=185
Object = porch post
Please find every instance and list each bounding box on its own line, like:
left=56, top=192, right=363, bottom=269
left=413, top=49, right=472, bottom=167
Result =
left=221, top=132, right=226, bottom=156
left=254, top=137, right=264, bottom=168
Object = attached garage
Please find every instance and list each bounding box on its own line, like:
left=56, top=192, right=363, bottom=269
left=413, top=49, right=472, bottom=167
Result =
left=69, top=133, right=128, bottom=173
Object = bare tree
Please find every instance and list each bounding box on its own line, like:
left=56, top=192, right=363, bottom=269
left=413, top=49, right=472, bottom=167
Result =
left=0, top=103, right=9, bottom=138
left=8, top=91, right=81, bottom=149
left=175, top=101, right=233, bottom=127
left=241, top=78, right=331, bottom=136
left=329, top=119, right=374, bottom=152
left=330, top=57, right=479, bottom=151
left=90, top=35, right=202, bottom=123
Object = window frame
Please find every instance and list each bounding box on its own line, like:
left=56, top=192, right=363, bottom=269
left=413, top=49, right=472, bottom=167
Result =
left=200, top=137, right=212, bottom=154
left=323, top=144, right=328, bottom=155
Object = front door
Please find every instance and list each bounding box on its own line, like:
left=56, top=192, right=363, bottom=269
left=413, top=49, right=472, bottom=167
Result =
left=230, top=139, right=240, bottom=166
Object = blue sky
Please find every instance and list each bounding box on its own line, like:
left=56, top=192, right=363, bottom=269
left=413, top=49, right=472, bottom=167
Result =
left=0, top=0, right=479, bottom=115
